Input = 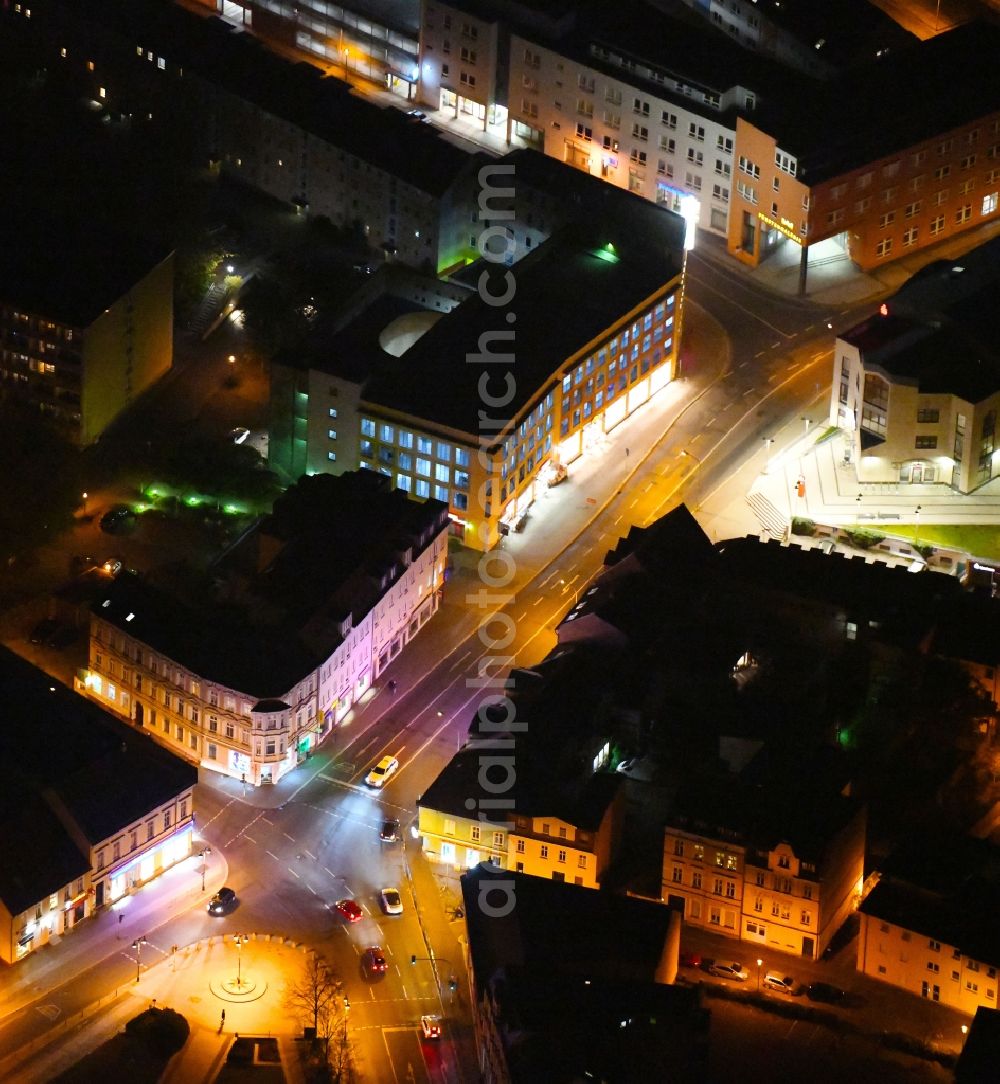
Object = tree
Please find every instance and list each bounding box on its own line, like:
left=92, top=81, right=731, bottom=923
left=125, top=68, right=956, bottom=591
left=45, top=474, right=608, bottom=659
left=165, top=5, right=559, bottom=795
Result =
left=286, top=955, right=352, bottom=1084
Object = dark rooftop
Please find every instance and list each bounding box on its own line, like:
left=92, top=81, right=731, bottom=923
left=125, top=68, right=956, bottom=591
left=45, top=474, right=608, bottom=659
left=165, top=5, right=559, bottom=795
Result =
left=668, top=776, right=863, bottom=867
left=419, top=745, right=623, bottom=832
left=96, top=472, right=449, bottom=698
left=0, top=223, right=170, bottom=328
left=841, top=235, right=1000, bottom=403
left=716, top=535, right=961, bottom=647
left=364, top=207, right=683, bottom=434
left=461, top=865, right=674, bottom=984
left=44, top=0, right=470, bottom=197
left=956, top=1007, right=1000, bottom=1084
left=759, top=20, right=1000, bottom=184
left=861, top=831, right=1000, bottom=968
left=0, top=646, right=196, bottom=915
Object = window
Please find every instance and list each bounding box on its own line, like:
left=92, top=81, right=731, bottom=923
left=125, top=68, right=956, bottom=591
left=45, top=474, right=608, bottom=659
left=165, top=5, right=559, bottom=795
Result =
left=361, top=418, right=376, bottom=438
left=516, top=838, right=525, bottom=853
left=929, top=940, right=941, bottom=951
left=956, top=204, right=973, bottom=224
left=903, top=226, right=919, bottom=246
left=917, top=408, right=940, bottom=423
left=879, top=211, right=896, bottom=228
left=915, top=436, right=937, bottom=449
left=470, top=825, right=480, bottom=842
left=578, top=855, right=587, bottom=868
left=904, top=201, right=921, bottom=219
left=673, top=839, right=684, bottom=856
left=983, top=192, right=998, bottom=215
left=540, top=844, right=549, bottom=859
left=930, top=214, right=946, bottom=235
left=672, top=867, right=683, bottom=883
left=876, top=238, right=893, bottom=258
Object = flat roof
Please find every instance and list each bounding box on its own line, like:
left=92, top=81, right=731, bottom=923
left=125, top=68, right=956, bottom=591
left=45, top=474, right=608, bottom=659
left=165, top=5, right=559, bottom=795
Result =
left=841, top=236, right=1000, bottom=403
left=0, top=223, right=170, bottom=328
left=363, top=208, right=683, bottom=434
left=45, top=0, right=471, bottom=197
left=759, top=20, right=1000, bottom=183
left=0, top=646, right=196, bottom=915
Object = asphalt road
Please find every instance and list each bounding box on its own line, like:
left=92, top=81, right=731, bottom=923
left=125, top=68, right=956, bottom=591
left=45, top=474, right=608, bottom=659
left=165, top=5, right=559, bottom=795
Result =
left=0, top=250, right=888, bottom=1082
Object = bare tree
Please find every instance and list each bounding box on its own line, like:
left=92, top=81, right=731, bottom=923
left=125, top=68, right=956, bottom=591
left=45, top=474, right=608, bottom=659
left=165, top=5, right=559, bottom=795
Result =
left=286, top=955, right=353, bottom=1083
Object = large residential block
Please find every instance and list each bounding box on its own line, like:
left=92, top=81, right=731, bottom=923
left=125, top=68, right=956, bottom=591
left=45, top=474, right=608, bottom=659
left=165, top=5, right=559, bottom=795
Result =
left=0, top=227, right=172, bottom=445
left=832, top=234, right=1000, bottom=493
left=0, top=648, right=196, bottom=964
left=77, top=471, right=449, bottom=786
left=859, top=833, right=1000, bottom=1012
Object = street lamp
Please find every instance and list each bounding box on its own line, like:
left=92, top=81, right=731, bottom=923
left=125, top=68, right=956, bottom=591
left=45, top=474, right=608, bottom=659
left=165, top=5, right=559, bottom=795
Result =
left=132, top=936, right=148, bottom=984
left=81, top=492, right=89, bottom=515
left=763, top=437, right=775, bottom=474
left=914, top=505, right=922, bottom=550
left=200, top=847, right=212, bottom=892
left=681, top=449, right=702, bottom=465
left=856, top=493, right=863, bottom=525
left=228, top=354, right=236, bottom=366
left=756, top=958, right=763, bottom=992
left=234, top=933, right=247, bottom=990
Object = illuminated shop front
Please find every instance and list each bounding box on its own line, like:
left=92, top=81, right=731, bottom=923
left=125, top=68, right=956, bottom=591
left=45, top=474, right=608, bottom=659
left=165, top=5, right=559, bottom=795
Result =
left=102, top=823, right=193, bottom=906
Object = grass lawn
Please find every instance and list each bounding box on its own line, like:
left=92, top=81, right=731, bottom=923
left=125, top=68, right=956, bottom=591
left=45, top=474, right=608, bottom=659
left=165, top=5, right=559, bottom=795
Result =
left=51, top=1033, right=172, bottom=1084
left=878, top=523, right=1000, bottom=561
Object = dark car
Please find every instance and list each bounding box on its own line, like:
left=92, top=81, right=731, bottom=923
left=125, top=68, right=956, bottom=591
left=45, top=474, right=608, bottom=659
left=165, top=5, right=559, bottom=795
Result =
left=362, top=946, right=387, bottom=977
left=380, top=819, right=400, bottom=842
left=806, top=982, right=847, bottom=1004
left=100, top=504, right=136, bottom=534
left=30, top=618, right=60, bottom=645
left=679, top=951, right=702, bottom=968
left=208, top=887, right=238, bottom=915
left=47, top=624, right=81, bottom=649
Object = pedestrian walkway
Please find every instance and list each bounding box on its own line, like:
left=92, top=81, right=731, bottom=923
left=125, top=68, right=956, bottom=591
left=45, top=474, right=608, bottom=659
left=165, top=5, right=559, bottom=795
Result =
left=0, top=848, right=228, bottom=1029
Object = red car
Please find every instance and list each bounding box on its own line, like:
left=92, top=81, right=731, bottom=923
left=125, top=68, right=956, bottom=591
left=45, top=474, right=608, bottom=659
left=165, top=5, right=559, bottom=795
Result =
left=679, top=950, right=702, bottom=968
left=362, top=946, right=387, bottom=976
left=335, top=898, right=363, bottom=923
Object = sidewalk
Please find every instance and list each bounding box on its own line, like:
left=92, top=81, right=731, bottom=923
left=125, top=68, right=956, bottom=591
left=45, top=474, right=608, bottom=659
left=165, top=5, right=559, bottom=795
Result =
left=0, top=847, right=229, bottom=1029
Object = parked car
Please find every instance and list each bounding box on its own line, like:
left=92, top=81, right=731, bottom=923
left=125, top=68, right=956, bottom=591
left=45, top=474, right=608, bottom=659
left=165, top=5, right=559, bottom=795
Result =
left=102, top=556, right=123, bottom=576
left=806, top=981, right=847, bottom=1004
left=616, top=757, right=635, bottom=774
left=706, top=960, right=749, bottom=982
left=763, top=972, right=796, bottom=994
left=100, top=504, right=136, bottom=534
left=362, top=946, right=387, bottom=977
left=366, top=755, right=399, bottom=788
left=229, top=427, right=250, bottom=445
left=334, top=898, right=363, bottom=923
left=379, top=887, right=403, bottom=915
left=47, top=624, right=81, bottom=650
left=208, top=887, right=238, bottom=915
left=379, top=819, right=400, bottom=842
left=679, top=951, right=702, bottom=968
left=29, top=618, right=60, bottom=645
left=420, top=1015, right=442, bottom=1039
left=406, top=109, right=428, bottom=122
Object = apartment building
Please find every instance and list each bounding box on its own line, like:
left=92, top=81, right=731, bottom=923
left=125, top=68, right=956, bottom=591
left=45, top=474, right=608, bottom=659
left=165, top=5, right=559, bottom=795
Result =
left=0, top=647, right=196, bottom=964
left=730, top=23, right=1000, bottom=281
left=664, top=780, right=866, bottom=960
left=831, top=234, right=1000, bottom=492
left=190, top=0, right=423, bottom=94
left=12, top=0, right=471, bottom=273
left=859, top=833, right=1000, bottom=1012
left=78, top=471, right=449, bottom=786
left=417, top=746, right=624, bottom=888
left=0, top=227, right=172, bottom=445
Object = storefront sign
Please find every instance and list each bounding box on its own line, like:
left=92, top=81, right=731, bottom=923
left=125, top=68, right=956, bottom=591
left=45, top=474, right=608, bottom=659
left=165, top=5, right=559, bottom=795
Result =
left=757, top=211, right=803, bottom=244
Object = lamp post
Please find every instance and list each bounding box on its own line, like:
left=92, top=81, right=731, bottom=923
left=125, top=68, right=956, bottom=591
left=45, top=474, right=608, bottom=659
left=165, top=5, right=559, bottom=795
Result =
left=756, top=958, right=763, bottom=992
left=855, top=493, right=862, bottom=525
left=914, top=504, right=922, bottom=550
left=763, top=437, right=775, bottom=474
left=132, top=936, right=148, bottom=984
left=200, top=847, right=212, bottom=892
left=234, top=933, right=247, bottom=990
left=681, top=449, right=702, bottom=465
left=82, top=492, right=89, bottom=516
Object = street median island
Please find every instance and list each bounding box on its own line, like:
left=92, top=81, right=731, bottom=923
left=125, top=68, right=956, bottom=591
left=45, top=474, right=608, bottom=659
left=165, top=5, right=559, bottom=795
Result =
left=51, top=1006, right=189, bottom=1084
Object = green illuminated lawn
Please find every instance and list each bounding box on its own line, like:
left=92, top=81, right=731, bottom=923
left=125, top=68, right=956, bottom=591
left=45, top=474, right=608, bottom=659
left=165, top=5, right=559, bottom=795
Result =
left=880, top=523, right=1000, bottom=560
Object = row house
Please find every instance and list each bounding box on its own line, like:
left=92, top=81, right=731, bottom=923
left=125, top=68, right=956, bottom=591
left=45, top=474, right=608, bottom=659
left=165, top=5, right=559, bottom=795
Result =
left=78, top=472, right=450, bottom=786
left=417, top=745, right=625, bottom=889
left=663, top=781, right=866, bottom=960
left=859, top=833, right=1000, bottom=1013
left=0, top=647, right=196, bottom=963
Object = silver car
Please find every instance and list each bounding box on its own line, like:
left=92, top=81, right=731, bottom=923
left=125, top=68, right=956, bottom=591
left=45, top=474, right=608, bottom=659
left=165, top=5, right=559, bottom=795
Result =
left=707, top=960, right=749, bottom=981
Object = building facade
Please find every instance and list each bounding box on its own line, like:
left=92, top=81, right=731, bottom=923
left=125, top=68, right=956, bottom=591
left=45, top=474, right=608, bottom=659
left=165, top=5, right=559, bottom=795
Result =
left=663, top=792, right=866, bottom=960
left=78, top=475, right=450, bottom=786
left=0, top=246, right=173, bottom=445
